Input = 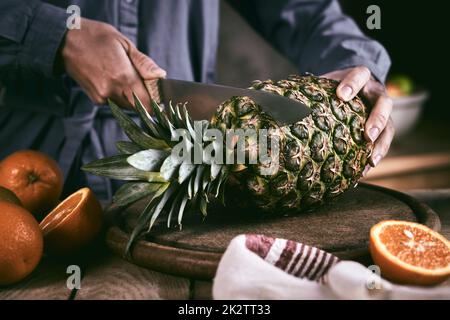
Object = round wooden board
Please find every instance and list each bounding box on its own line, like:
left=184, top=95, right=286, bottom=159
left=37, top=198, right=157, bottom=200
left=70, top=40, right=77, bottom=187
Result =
left=106, top=183, right=441, bottom=280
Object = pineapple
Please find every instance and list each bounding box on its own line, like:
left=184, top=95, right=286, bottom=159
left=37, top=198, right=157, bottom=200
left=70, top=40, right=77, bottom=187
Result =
left=83, top=74, right=372, bottom=252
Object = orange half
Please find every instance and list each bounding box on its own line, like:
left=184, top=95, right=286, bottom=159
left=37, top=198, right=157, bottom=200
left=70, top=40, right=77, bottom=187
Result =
left=40, top=187, right=103, bottom=254
left=370, top=220, right=450, bottom=286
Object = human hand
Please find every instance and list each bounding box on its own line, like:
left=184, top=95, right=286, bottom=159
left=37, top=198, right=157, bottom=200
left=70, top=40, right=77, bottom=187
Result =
left=322, top=66, right=395, bottom=173
left=61, top=18, right=166, bottom=108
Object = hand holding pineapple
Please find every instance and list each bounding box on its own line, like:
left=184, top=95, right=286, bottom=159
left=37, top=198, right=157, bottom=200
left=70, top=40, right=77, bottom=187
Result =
left=323, top=66, right=395, bottom=172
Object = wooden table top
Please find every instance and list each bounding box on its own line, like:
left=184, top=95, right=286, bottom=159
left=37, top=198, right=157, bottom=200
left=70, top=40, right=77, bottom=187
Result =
left=1, top=189, right=449, bottom=300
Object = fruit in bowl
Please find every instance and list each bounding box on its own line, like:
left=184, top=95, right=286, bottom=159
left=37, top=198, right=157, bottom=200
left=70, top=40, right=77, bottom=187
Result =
left=386, top=75, right=415, bottom=98
left=386, top=75, right=428, bottom=138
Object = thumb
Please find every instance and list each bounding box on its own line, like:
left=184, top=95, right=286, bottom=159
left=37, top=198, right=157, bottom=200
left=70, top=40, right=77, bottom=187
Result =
left=128, top=46, right=166, bottom=80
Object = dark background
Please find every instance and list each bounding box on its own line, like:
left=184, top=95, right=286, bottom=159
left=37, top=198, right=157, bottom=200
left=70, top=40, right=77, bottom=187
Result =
left=217, top=0, right=449, bottom=118
left=341, top=0, right=449, bottom=118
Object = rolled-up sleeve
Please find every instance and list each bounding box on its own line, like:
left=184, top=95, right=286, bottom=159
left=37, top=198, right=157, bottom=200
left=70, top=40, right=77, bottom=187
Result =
left=0, top=0, right=68, bottom=77
left=239, top=0, right=391, bottom=82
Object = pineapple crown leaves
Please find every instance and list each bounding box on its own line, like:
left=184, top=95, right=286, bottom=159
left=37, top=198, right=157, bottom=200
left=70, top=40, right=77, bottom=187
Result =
left=82, top=94, right=229, bottom=255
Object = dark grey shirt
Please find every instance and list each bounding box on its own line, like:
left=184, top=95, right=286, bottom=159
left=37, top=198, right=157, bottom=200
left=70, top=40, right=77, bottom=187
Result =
left=0, top=0, right=391, bottom=199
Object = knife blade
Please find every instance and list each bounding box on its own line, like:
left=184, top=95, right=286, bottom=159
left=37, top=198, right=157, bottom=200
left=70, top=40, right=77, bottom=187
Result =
left=145, top=79, right=311, bottom=124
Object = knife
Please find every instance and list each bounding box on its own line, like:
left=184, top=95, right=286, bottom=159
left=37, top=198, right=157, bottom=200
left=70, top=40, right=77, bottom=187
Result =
left=145, top=79, right=311, bottom=124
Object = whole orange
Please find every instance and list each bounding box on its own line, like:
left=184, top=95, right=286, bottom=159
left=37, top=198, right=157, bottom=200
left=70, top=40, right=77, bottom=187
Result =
left=0, top=202, right=43, bottom=286
left=0, top=150, right=63, bottom=216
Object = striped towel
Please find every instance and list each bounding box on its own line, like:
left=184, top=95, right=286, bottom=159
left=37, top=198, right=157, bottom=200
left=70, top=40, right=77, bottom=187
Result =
left=245, top=234, right=339, bottom=283
left=213, top=234, right=450, bottom=300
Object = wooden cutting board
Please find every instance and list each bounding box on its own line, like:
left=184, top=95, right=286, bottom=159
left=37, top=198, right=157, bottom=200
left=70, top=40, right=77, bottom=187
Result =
left=105, top=183, right=441, bottom=280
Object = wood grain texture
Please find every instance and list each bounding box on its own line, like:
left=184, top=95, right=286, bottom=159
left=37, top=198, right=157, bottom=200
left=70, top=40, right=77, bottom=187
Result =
left=107, top=184, right=440, bottom=280
left=74, top=256, right=189, bottom=300
left=0, top=259, right=72, bottom=300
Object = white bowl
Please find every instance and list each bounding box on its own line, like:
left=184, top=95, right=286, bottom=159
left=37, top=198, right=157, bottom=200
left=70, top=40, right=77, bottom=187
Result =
left=389, top=91, right=428, bottom=138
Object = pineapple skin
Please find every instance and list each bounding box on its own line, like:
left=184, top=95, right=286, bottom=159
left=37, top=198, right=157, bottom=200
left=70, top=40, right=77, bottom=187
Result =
left=82, top=74, right=374, bottom=252
left=211, top=75, right=373, bottom=213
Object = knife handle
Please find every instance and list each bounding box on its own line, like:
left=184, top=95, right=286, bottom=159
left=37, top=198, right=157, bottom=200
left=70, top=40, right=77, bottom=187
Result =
left=144, top=79, right=162, bottom=104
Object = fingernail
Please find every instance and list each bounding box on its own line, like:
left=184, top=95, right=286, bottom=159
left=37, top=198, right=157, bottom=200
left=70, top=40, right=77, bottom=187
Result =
left=151, top=66, right=166, bottom=77
left=372, top=154, right=382, bottom=166
left=368, top=127, right=380, bottom=142
left=340, top=85, right=353, bottom=100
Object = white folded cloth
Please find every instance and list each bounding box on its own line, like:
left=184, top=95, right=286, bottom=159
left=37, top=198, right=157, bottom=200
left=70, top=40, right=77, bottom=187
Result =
left=213, top=234, right=450, bottom=300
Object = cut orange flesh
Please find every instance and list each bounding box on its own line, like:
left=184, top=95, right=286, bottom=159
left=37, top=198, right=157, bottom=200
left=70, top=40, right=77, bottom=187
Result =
left=40, top=192, right=82, bottom=233
left=370, top=220, right=450, bottom=286
left=40, top=188, right=103, bottom=254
